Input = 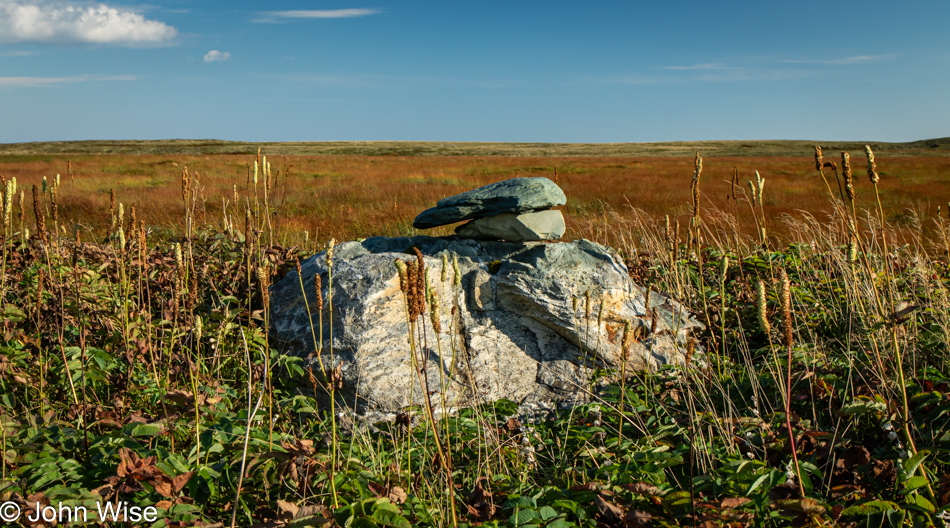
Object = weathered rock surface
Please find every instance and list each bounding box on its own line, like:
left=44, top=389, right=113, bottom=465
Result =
left=455, top=210, right=565, bottom=241
left=269, top=236, right=701, bottom=418
left=412, top=177, right=567, bottom=229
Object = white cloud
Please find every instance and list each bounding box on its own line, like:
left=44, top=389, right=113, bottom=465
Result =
left=0, top=0, right=177, bottom=45
left=784, top=54, right=897, bottom=65
left=254, top=8, right=378, bottom=22
left=663, top=63, right=727, bottom=71
left=0, top=74, right=136, bottom=87
left=203, top=49, right=229, bottom=62
left=0, top=49, right=35, bottom=55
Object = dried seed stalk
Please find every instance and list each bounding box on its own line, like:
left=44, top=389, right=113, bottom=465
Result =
left=865, top=145, right=879, bottom=184
left=756, top=280, right=770, bottom=334
left=780, top=269, right=793, bottom=349
left=841, top=151, right=855, bottom=202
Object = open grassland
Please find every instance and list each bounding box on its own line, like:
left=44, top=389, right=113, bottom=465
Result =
left=0, top=144, right=948, bottom=527
left=3, top=137, right=950, bottom=157
left=2, top=151, right=950, bottom=249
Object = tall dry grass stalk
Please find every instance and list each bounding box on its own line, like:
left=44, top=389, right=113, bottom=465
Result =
left=779, top=268, right=804, bottom=497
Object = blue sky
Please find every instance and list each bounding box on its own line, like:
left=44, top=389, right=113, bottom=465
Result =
left=1, top=1, right=948, bottom=143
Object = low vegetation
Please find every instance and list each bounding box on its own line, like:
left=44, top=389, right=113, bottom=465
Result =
left=0, top=145, right=947, bottom=527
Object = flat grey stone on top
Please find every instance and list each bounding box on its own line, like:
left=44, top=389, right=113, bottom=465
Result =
left=413, top=177, right=566, bottom=229
left=455, top=209, right=565, bottom=241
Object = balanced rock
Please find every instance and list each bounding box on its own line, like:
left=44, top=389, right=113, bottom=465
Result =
left=455, top=210, right=565, bottom=241
left=270, top=236, right=702, bottom=419
left=413, top=177, right=566, bottom=229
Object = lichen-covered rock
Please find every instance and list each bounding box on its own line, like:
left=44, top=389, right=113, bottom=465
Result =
left=269, top=236, right=701, bottom=417
left=455, top=210, right=565, bottom=241
left=412, top=177, right=566, bottom=229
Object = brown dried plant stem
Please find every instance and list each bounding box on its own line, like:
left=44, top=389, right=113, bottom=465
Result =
left=689, top=154, right=720, bottom=364
left=398, top=253, right=458, bottom=528
left=324, top=241, right=341, bottom=508
left=779, top=270, right=805, bottom=498
left=866, top=159, right=937, bottom=501
left=71, top=232, right=90, bottom=453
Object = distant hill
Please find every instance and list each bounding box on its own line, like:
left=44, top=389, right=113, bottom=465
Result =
left=1, top=138, right=949, bottom=157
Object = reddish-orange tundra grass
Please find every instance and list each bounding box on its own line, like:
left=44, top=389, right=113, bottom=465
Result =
left=1, top=154, right=949, bottom=250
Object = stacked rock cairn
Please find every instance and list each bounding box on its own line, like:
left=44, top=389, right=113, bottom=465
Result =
left=412, top=177, right=567, bottom=241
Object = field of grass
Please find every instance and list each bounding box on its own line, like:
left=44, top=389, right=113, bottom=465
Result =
left=2, top=145, right=950, bottom=247
left=0, top=143, right=948, bottom=527
left=3, top=138, right=950, bottom=157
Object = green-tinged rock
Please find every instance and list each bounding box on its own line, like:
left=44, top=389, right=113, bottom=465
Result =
left=413, top=177, right=566, bottom=229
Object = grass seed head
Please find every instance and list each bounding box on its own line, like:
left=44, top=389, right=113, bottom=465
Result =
left=405, top=260, right=418, bottom=320
left=685, top=338, right=696, bottom=368
left=138, top=221, right=147, bottom=269
left=865, top=145, right=879, bottom=184
left=814, top=146, right=823, bottom=172
left=394, top=259, right=408, bottom=292
left=780, top=269, right=793, bottom=348
left=258, top=262, right=271, bottom=310
left=620, top=320, right=631, bottom=361
left=452, top=253, right=461, bottom=287
left=842, top=151, right=855, bottom=201
left=49, top=184, right=58, bottom=223
left=326, top=238, right=335, bottom=266
left=756, top=279, right=770, bottom=335
left=411, top=247, right=427, bottom=319
left=755, top=171, right=765, bottom=205
left=314, top=273, right=323, bottom=311
left=428, top=287, right=441, bottom=333
left=441, top=253, right=448, bottom=282
left=3, top=181, right=12, bottom=229
left=665, top=215, right=673, bottom=251
left=747, top=181, right=757, bottom=207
